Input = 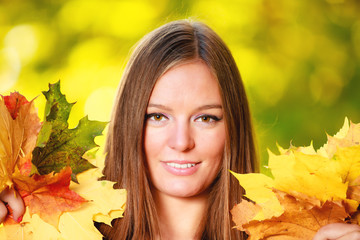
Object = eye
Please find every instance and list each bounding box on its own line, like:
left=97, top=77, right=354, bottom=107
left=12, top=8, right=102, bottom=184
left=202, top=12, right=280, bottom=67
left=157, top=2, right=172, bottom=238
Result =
left=195, top=114, right=220, bottom=123
left=153, top=114, right=164, bottom=121
left=199, top=116, right=211, bottom=122
left=146, top=113, right=167, bottom=122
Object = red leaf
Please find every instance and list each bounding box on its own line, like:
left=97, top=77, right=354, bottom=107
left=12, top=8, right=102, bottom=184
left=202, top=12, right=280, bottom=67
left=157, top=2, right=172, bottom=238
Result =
left=2, top=92, right=29, bottom=120
left=12, top=167, right=87, bottom=228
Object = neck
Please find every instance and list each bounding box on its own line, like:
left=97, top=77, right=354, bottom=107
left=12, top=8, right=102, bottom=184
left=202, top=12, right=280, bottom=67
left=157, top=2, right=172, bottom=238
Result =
left=153, top=191, right=208, bottom=240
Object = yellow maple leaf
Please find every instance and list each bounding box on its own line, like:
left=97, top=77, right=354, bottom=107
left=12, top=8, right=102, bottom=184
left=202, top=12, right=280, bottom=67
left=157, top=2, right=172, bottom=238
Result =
left=269, top=150, right=348, bottom=202
left=0, top=100, right=15, bottom=191
left=318, top=117, right=360, bottom=158
left=231, top=118, right=360, bottom=239
left=57, top=166, right=126, bottom=240
left=0, top=95, right=41, bottom=192
left=2, top=208, right=61, bottom=240
left=230, top=171, right=283, bottom=220
left=334, top=145, right=360, bottom=184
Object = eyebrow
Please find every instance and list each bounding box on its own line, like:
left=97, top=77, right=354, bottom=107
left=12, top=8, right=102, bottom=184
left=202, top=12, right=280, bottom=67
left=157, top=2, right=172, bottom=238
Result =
left=196, top=104, right=222, bottom=111
left=147, top=103, right=172, bottom=111
left=147, top=103, right=222, bottom=111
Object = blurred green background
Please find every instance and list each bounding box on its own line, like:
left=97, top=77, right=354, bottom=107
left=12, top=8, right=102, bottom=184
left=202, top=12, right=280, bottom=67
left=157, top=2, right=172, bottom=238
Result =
left=1, top=0, right=359, bottom=174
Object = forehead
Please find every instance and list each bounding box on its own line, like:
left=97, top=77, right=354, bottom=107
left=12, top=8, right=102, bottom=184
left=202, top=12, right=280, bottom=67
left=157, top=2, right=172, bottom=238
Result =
left=148, top=60, right=222, bottom=105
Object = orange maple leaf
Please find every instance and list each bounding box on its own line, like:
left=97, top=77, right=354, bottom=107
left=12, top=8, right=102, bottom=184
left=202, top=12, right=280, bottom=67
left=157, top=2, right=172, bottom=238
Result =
left=12, top=167, right=87, bottom=228
left=232, top=191, right=348, bottom=240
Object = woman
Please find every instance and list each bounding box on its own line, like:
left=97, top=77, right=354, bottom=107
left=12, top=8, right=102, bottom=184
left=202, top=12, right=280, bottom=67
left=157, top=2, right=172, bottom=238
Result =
left=1, top=20, right=360, bottom=240
left=98, top=20, right=256, bottom=239
left=96, top=20, right=360, bottom=239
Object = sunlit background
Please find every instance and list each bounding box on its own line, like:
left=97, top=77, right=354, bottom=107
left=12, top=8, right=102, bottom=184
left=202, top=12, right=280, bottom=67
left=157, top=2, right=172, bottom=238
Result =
left=1, top=0, right=359, bottom=174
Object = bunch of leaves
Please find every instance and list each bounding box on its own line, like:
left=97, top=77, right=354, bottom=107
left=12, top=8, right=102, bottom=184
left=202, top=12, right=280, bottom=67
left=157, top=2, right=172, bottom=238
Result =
left=231, top=118, right=360, bottom=240
left=0, top=81, right=126, bottom=240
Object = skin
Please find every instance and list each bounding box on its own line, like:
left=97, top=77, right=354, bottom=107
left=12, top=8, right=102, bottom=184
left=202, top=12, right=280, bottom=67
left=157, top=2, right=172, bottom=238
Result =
left=144, top=60, right=226, bottom=239
left=0, top=187, right=25, bottom=223
left=313, top=223, right=360, bottom=240
left=144, top=60, right=226, bottom=199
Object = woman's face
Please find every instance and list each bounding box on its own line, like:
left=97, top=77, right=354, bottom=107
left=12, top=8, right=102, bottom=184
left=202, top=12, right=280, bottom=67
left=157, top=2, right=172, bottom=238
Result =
left=144, top=60, right=226, bottom=198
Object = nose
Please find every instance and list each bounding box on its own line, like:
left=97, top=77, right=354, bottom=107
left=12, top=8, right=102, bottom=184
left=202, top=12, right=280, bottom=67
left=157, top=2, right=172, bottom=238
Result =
left=168, top=120, right=195, bottom=152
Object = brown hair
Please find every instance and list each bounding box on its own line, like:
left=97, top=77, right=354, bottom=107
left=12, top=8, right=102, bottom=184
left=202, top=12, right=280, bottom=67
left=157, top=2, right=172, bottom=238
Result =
left=99, top=19, right=257, bottom=239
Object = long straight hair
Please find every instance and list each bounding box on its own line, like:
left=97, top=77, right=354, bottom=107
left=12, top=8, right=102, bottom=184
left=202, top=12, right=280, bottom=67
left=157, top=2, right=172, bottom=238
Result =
left=99, top=20, right=257, bottom=239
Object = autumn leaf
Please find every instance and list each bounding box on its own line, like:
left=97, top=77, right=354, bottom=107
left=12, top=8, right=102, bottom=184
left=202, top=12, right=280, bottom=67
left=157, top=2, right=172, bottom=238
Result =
left=230, top=171, right=283, bottom=220
left=230, top=199, right=261, bottom=232
left=58, top=166, right=126, bottom=239
left=268, top=150, right=348, bottom=202
left=0, top=167, right=126, bottom=240
left=334, top=145, right=360, bottom=185
left=232, top=191, right=348, bottom=240
left=31, top=81, right=107, bottom=182
left=0, top=94, right=41, bottom=192
left=348, top=176, right=360, bottom=202
left=12, top=167, right=86, bottom=228
left=231, top=118, right=360, bottom=239
left=0, top=155, right=126, bottom=240
left=3, top=92, right=29, bottom=120
left=318, top=118, right=360, bottom=158
left=0, top=99, right=18, bottom=191
left=17, top=154, right=32, bottom=176
left=0, top=207, right=60, bottom=240
left=0, top=83, right=125, bottom=239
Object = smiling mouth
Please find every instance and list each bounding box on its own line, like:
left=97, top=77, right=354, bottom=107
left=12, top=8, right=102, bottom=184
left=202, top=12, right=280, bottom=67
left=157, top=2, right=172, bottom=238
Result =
left=165, top=162, right=196, bottom=169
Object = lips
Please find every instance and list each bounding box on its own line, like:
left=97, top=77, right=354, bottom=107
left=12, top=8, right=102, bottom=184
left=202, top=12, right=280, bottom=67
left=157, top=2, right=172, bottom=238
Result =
left=161, top=161, right=200, bottom=176
left=165, top=162, right=196, bottom=169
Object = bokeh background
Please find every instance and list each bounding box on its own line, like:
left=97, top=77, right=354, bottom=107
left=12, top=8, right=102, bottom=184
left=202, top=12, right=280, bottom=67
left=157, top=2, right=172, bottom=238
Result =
left=1, top=0, right=359, bottom=174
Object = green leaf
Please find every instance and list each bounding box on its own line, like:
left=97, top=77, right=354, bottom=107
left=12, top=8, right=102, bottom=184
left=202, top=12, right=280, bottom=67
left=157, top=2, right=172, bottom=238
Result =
left=35, top=121, right=52, bottom=148
left=31, top=81, right=107, bottom=182
left=43, top=80, right=74, bottom=123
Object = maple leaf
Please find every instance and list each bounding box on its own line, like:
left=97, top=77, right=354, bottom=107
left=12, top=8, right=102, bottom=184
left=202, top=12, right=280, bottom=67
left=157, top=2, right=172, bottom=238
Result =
left=12, top=167, right=87, bottom=228
left=334, top=145, right=360, bottom=185
left=58, top=166, right=126, bottom=239
left=0, top=165, right=126, bottom=240
left=231, top=118, right=360, bottom=239
left=0, top=84, right=125, bottom=239
left=348, top=176, right=360, bottom=202
left=269, top=150, right=348, bottom=202
left=318, top=118, right=360, bottom=158
left=0, top=207, right=60, bottom=240
left=232, top=191, right=348, bottom=240
left=230, top=171, right=283, bottom=221
left=0, top=94, right=41, bottom=192
left=31, top=81, right=107, bottom=182
left=17, top=154, right=32, bottom=176
left=3, top=92, right=29, bottom=120
left=70, top=169, right=126, bottom=225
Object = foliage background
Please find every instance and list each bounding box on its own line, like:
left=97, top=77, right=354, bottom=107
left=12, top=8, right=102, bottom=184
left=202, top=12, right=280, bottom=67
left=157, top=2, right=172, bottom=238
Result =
left=1, top=0, right=359, bottom=173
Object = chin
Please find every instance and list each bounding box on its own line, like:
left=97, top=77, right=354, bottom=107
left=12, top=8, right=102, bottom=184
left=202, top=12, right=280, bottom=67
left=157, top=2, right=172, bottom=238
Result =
left=161, top=182, right=209, bottom=198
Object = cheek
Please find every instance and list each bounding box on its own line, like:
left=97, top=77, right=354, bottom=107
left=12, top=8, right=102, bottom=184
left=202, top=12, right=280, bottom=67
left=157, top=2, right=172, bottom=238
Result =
left=144, top=127, right=166, bottom=162
left=197, top=126, right=226, bottom=163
